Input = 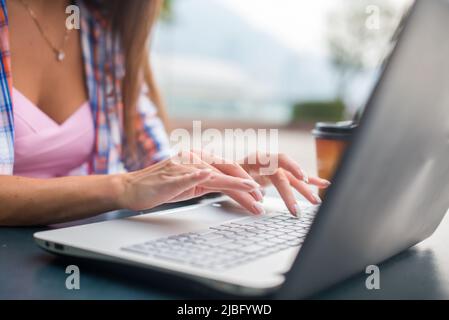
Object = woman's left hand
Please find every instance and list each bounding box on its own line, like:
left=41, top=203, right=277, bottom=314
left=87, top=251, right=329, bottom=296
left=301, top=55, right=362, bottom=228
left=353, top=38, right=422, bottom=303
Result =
left=239, top=152, right=331, bottom=216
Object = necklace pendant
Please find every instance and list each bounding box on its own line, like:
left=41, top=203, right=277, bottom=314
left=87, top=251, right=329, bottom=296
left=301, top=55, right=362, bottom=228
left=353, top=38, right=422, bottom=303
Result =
left=56, top=51, right=65, bottom=62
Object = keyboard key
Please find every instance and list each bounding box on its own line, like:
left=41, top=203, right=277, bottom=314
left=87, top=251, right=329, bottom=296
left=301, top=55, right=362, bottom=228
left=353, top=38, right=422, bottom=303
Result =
left=256, top=225, right=277, bottom=231
left=207, top=237, right=233, bottom=246
left=217, top=230, right=238, bottom=237
left=273, top=215, right=290, bottom=220
left=221, top=243, right=242, bottom=251
left=197, top=232, right=223, bottom=240
left=266, top=237, right=287, bottom=244
left=234, top=240, right=256, bottom=247
left=278, top=235, right=298, bottom=241
left=267, top=230, right=284, bottom=236
left=251, top=236, right=270, bottom=243
left=210, top=225, right=232, bottom=231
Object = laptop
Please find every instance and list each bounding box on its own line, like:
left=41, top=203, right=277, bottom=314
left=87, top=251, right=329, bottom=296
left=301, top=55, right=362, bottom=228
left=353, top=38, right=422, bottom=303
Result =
left=34, top=0, right=449, bottom=299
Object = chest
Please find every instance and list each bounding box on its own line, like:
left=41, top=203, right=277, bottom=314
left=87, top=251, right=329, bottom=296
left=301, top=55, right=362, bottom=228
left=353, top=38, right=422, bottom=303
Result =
left=7, top=0, right=88, bottom=125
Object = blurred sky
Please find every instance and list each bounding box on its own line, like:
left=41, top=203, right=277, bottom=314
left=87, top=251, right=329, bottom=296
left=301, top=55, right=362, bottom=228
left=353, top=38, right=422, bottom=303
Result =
left=153, top=0, right=414, bottom=123
left=219, top=0, right=412, bottom=56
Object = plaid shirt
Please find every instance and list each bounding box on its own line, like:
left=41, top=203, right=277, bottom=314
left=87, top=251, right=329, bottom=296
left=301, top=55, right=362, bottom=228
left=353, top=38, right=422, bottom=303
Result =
left=0, top=0, right=170, bottom=175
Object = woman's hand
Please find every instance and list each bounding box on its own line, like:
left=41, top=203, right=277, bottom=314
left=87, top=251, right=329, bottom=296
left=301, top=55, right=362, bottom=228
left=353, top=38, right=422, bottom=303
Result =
left=239, top=152, right=331, bottom=216
left=117, top=151, right=263, bottom=213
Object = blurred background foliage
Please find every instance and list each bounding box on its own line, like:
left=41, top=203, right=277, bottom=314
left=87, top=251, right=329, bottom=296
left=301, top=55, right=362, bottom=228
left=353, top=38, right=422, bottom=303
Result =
left=160, top=0, right=174, bottom=22
left=326, top=0, right=398, bottom=102
left=292, top=100, right=345, bottom=124
left=152, top=0, right=412, bottom=127
left=290, top=0, right=401, bottom=124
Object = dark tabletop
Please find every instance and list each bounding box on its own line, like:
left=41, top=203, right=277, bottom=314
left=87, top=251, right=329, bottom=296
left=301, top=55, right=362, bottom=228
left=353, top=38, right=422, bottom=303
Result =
left=1, top=200, right=449, bottom=300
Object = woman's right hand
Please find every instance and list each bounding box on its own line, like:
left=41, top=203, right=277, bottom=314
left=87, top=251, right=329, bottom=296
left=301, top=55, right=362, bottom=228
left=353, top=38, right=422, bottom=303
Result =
left=116, top=152, right=263, bottom=213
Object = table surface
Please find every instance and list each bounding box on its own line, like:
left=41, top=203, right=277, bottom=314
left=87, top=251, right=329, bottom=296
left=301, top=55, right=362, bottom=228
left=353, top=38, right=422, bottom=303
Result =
left=1, top=196, right=449, bottom=300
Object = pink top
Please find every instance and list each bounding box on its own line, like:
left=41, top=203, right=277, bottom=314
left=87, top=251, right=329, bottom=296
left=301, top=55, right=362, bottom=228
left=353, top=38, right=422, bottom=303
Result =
left=12, top=88, right=94, bottom=178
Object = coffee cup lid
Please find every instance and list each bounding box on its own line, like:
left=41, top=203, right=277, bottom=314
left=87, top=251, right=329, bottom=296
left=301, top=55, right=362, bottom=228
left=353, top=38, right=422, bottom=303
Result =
left=312, top=121, right=357, bottom=140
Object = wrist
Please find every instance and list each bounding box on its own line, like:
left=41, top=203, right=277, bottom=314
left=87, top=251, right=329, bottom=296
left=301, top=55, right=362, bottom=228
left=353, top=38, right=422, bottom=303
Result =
left=107, top=173, right=128, bottom=209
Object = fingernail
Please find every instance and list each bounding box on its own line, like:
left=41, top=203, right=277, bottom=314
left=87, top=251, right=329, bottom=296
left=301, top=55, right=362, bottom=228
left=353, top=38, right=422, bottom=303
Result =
left=243, top=179, right=260, bottom=190
left=295, top=166, right=304, bottom=179
left=322, top=180, right=331, bottom=187
left=301, top=169, right=309, bottom=184
left=253, top=202, right=265, bottom=215
left=252, top=189, right=264, bottom=202
left=294, top=203, right=302, bottom=217
left=313, top=194, right=322, bottom=204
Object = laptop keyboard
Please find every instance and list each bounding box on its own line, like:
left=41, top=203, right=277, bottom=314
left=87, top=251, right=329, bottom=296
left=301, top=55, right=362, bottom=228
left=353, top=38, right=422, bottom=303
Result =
left=121, top=206, right=318, bottom=271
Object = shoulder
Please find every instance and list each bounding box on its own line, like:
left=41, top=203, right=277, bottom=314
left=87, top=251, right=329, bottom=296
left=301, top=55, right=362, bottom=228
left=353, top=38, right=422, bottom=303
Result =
left=77, top=0, right=113, bottom=35
left=77, top=0, right=124, bottom=66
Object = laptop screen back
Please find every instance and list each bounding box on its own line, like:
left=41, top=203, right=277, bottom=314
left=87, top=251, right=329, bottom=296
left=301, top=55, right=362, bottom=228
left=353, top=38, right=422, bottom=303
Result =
left=279, top=0, right=449, bottom=299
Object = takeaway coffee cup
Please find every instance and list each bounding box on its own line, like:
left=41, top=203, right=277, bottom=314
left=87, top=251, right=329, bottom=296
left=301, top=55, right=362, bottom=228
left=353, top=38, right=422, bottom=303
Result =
left=312, top=121, right=357, bottom=197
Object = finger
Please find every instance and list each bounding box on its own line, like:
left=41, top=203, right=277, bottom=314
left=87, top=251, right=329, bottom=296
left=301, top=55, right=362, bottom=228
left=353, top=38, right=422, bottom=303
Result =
left=270, top=169, right=299, bottom=216
left=197, top=152, right=252, bottom=177
left=250, top=189, right=264, bottom=202
left=167, top=169, right=213, bottom=197
left=220, top=170, right=264, bottom=202
left=286, top=171, right=322, bottom=205
left=186, top=152, right=261, bottom=196
left=191, top=151, right=262, bottom=199
left=307, top=176, right=331, bottom=189
left=226, top=190, right=265, bottom=215
left=276, top=154, right=309, bottom=182
left=253, top=175, right=272, bottom=187
left=247, top=153, right=307, bottom=182
left=170, top=183, right=263, bottom=215
left=201, top=155, right=264, bottom=202
left=200, top=172, right=260, bottom=192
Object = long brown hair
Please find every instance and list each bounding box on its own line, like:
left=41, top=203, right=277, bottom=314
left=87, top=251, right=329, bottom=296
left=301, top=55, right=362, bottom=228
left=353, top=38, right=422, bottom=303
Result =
left=90, top=0, right=168, bottom=150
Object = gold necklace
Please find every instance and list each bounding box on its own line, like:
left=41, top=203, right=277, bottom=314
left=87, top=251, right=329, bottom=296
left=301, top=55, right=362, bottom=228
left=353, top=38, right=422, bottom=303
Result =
left=18, top=0, right=71, bottom=62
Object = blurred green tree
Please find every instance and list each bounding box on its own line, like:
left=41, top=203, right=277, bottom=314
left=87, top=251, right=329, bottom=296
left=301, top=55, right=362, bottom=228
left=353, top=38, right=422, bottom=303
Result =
left=160, top=0, right=175, bottom=23
left=292, top=100, right=345, bottom=124
left=326, top=0, right=403, bottom=99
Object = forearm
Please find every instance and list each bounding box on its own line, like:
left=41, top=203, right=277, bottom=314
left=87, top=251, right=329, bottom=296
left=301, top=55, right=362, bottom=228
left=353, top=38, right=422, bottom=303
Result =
left=0, top=174, right=124, bottom=226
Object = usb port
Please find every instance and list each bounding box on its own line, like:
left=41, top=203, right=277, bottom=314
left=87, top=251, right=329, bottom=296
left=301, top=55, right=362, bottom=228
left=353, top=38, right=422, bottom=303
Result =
left=54, top=243, right=64, bottom=251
